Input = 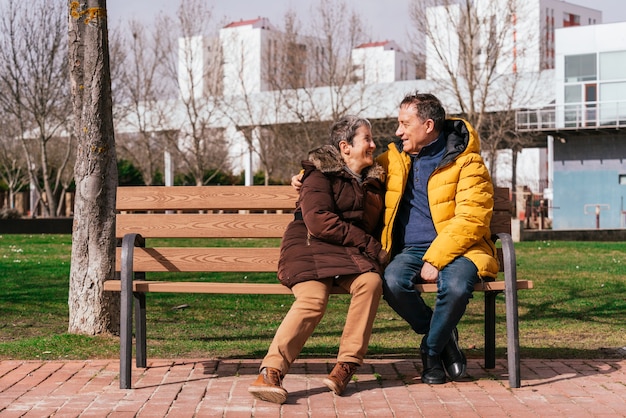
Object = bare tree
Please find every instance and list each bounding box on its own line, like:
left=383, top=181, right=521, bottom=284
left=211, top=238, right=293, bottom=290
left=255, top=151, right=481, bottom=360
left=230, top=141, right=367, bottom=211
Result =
left=68, top=0, right=118, bottom=334
left=278, top=0, right=373, bottom=123
left=113, top=19, right=174, bottom=185
left=221, top=0, right=378, bottom=184
left=107, top=23, right=131, bottom=122
left=0, top=114, right=28, bottom=209
left=0, top=0, right=74, bottom=217
left=408, top=0, right=542, bottom=187
left=259, top=11, right=329, bottom=180
left=219, top=25, right=281, bottom=184
left=158, top=0, right=230, bottom=186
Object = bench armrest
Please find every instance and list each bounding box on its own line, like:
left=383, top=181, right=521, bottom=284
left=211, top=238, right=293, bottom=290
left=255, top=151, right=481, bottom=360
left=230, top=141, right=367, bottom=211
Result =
left=496, top=232, right=517, bottom=285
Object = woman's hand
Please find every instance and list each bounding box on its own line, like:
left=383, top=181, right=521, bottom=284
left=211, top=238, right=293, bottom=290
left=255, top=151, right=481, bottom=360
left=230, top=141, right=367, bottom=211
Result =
left=291, top=173, right=303, bottom=191
left=376, top=248, right=389, bottom=266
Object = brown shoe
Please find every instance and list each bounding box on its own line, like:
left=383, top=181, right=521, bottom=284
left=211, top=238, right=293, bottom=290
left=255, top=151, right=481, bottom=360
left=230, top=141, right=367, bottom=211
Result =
left=248, top=367, right=288, bottom=404
left=323, top=362, right=358, bottom=395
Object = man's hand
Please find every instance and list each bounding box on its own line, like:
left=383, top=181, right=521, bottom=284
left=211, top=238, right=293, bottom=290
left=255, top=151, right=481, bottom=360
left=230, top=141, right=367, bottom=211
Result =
left=420, top=262, right=439, bottom=283
left=291, top=172, right=303, bottom=191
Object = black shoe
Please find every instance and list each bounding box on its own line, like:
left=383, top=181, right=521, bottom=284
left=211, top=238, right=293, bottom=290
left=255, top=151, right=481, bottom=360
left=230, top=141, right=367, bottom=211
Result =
left=441, top=328, right=467, bottom=381
left=421, top=353, right=447, bottom=384
left=420, top=337, right=446, bottom=384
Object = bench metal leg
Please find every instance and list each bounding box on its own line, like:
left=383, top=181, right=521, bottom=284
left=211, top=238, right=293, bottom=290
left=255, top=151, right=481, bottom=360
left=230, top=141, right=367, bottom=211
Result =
left=120, top=280, right=132, bottom=389
left=134, top=291, right=147, bottom=368
left=484, top=291, right=497, bottom=369
left=119, top=236, right=136, bottom=389
left=119, top=233, right=143, bottom=390
left=505, top=286, right=521, bottom=388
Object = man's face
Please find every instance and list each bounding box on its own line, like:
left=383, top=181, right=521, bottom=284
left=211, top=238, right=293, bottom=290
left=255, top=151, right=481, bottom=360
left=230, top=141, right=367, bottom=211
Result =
left=395, top=104, right=435, bottom=154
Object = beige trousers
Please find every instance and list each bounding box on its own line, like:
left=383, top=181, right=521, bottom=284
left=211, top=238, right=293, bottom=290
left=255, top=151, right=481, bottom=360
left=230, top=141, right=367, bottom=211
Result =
left=260, top=272, right=382, bottom=375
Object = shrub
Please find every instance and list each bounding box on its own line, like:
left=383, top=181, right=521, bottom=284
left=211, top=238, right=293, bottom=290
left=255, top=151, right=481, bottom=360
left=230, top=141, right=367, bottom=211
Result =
left=0, top=207, right=21, bottom=219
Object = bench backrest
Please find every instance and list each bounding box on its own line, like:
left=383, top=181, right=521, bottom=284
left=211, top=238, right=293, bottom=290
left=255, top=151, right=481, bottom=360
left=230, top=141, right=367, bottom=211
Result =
left=115, top=185, right=511, bottom=273
left=116, top=185, right=298, bottom=239
left=490, top=187, right=512, bottom=237
left=115, top=186, right=297, bottom=273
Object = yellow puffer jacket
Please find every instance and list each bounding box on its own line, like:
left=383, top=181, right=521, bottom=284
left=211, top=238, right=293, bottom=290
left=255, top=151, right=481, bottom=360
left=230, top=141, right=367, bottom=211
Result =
left=376, top=118, right=499, bottom=279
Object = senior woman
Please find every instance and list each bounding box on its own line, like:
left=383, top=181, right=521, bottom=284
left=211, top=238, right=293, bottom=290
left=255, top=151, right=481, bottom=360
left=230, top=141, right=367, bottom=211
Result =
left=248, top=115, right=387, bottom=404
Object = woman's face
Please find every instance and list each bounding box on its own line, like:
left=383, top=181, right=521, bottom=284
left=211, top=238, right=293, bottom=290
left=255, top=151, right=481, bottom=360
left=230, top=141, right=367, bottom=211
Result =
left=342, top=125, right=376, bottom=174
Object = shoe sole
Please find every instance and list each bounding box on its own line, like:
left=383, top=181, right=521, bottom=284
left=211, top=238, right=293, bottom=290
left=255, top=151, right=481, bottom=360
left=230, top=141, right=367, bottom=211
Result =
left=421, top=376, right=447, bottom=384
left=248, top=387, right=288, bottom=404
left=322, top=378, right=344, bottom=395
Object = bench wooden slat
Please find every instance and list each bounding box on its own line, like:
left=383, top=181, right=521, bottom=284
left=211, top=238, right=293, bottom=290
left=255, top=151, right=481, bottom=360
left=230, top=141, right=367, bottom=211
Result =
left=103, top=278, right=533, bottom=293
left=104, top=280, right=345, bottom=294
left=493, top=187, right=511, bottom=211
left=117, top=185, right=299, bottom=211
left=116, top=213, right=292, bottom=239
left=491, top=188, right=512, bottom=235
left=490, top=212, right=512, bottom=236
left=115, top=247, right=280, bottom=272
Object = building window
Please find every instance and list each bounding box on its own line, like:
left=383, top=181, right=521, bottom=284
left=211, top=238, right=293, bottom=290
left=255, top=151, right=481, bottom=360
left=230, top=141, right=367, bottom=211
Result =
left=564, top=85, right=582, bottom=103
left=564, top=54, right=596, bottom=82
left=619, top=174, right=626, bottom=185
left=563, top=13, right=580, bottom=27
left=599, top=82, right=626, bottom=125
left=600, top=51, right=626, bottom=81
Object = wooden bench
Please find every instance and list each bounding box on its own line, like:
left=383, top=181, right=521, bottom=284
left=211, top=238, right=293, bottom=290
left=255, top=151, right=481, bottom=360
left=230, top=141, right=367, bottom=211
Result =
left=104, top=185, right=533, bottom=389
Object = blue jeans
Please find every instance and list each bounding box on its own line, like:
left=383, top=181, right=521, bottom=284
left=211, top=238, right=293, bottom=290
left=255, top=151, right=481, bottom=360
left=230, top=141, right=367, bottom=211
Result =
left=383, top=246, right=478, bottom=356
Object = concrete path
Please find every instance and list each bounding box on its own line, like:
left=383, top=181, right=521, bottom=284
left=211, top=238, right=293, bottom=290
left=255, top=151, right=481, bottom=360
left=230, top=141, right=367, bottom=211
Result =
left=1, top=358, right=625, bottom=417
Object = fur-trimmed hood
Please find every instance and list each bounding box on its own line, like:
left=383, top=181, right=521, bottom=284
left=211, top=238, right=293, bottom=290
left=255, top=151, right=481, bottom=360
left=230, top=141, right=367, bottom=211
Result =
left=307, top=144, right=386, bottom=182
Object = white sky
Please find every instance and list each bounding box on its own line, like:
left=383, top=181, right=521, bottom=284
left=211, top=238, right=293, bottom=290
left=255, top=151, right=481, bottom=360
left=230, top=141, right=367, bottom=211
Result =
left=106, top=0, right=626, bottom=50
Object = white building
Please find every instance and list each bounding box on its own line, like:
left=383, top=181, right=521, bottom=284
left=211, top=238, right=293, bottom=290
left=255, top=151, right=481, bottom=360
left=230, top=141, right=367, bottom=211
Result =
left=351, top=40, right=415, bottom=84
left=219, top=17, right=330, bottom=95
left=517, top=21, right=626, bottom=229
left=180, top=17, right=418, bottom=98
left=532, top=0, right=601, bottom=70
left=178, top=35, right=222, bottom=100
left=220, top=17, right=275, bottom=95
left=556, top=21, right=626, bottom=127
left=426, top=0, right=602, bottom=79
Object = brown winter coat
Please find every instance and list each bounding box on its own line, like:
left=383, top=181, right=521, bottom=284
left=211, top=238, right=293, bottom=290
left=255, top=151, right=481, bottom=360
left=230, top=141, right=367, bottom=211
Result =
left=277, top=145, right=387, bottom=288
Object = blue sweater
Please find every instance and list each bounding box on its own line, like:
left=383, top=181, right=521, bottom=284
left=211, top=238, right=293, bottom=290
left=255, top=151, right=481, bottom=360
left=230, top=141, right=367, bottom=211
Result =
left=394, top=132, right=446, bottom=249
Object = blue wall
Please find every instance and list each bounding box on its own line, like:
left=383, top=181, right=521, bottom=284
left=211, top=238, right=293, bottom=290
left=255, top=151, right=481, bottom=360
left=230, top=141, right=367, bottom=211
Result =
left=552, top=135, right=626, bottom=230
left=553, top=170, right=625, bottom=229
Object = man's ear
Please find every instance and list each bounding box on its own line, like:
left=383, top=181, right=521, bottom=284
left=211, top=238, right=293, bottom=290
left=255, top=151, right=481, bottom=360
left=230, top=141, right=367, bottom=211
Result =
left=425, top=119, right=435, bottom=134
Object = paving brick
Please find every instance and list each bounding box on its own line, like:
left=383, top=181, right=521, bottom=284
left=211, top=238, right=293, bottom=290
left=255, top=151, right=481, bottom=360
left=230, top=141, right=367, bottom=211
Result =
left=0, top=358, right=625, bottom=417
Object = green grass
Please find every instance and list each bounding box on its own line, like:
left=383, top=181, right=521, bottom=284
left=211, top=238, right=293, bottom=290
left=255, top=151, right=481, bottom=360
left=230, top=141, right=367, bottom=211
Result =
left=0, top=234, right=624, bottom=361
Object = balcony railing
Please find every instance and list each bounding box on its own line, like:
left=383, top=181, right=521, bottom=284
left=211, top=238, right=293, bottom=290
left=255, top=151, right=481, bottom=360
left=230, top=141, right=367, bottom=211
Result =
left=516, top=100, right=626, bottom=132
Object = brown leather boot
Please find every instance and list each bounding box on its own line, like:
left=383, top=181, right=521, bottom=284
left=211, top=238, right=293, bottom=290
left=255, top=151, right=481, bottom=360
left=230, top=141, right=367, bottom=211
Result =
left=248, top=367, right=288, bottom=404
left=323, top=362, right=358, bottom=395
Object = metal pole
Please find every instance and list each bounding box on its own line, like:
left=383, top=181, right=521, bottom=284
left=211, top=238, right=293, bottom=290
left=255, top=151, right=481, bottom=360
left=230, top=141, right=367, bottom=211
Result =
left=164, top=150, right=173, bottom=187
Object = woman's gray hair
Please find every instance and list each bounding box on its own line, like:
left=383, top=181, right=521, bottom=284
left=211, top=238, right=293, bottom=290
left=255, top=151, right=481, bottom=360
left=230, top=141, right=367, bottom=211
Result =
left=329, top=115, right=371, bottom=149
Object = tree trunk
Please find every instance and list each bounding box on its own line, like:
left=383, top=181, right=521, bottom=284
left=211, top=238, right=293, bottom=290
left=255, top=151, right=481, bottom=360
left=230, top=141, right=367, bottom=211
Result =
left=67, top=1, right=119, bottom=334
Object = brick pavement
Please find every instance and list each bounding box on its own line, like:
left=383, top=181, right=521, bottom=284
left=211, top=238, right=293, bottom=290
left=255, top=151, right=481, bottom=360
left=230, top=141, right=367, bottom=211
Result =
left=1, top=358, right=625, bottom=417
